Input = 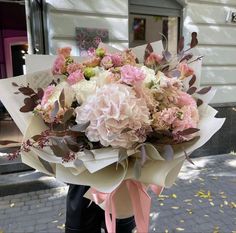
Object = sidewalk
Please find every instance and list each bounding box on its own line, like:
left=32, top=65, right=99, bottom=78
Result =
left=0, top=154, right=235, bottom=233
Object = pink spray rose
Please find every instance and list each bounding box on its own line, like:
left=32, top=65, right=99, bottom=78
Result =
left=67, top=70, right=85, bottom=85
left=100, top=55, right=113, bottom=69
left=120, top=65, right=145, bottom=85
left=145, top=52, right=163, bottom=66
left=57, top=47, right=71, bottom=58
left=75, top=83, right=151, bottom=148
left=110, top=53, right=123, bottom=67
left=178, top=62, right=194, bottom=78
left=52, top=55, right=66, bottom=75
left=83, top=56, right=101, bottom=67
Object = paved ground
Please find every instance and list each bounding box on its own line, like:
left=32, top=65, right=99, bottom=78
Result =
left=0, top=154, right=236, bottom=233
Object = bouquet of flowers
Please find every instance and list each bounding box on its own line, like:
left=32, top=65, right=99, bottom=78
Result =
left=0, top=34, right=225, bottom=233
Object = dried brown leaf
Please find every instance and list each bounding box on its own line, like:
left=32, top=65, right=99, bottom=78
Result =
left=189, top=75, right=196, bottom=87
left=196, top=86, right=211, bottom=95
left=179, top=128, right=200, bottom=136
left=59, top=89, right=65, bottom=109
left=187, top=86, right=197, bottom=95
left=18, top=87, right=35, bottom=96
left=0, top=140, right=19, bottom=145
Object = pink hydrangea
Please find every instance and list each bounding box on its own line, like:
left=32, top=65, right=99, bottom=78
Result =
left=57, top=47, right=71, bottom=58
left=52, top=55, right=66, bottom=75
left=75, top=84, right=151, bottom=148
left=120, top=65, right=145, bottom=85
left=41, top=85, right=55, bottom=106
left=100, top=55, right=113, bottom=69
left=67, top=70, right=84, bottom=85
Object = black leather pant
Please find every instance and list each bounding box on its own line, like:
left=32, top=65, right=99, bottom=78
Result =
left=65, top=184, right=136, bottom=233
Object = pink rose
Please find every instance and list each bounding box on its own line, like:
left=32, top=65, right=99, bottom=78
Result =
left=120, top=65, right=145, bottom=85
left=178, top=62, right=194, bottom=78
left=100, top=55, right=113, bottom=69
left=83, top=56, right=101, bottom=67
left=52, top=55, right=66, bottom=75
left=67, top=70, right=84, bottom=85
left=110, top=53, right=123, bottom=67
left=145, top=52, right=163, bottom=66
left=57, top=47, right=71, bottom=58
left=67, top=63, right=84, bottom=74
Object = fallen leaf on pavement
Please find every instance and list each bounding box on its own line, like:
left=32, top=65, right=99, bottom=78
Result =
left=10, top=203, right=14, bottom=208
left=57, top=224, right=65, bottom=230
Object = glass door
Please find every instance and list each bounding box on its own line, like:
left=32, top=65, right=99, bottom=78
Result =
left=129, top=14, right=180, bottom=54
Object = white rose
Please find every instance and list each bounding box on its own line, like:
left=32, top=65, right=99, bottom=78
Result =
left=72, top=79, right=97, bottom=104
left=141, top=66, right=157, bottom=88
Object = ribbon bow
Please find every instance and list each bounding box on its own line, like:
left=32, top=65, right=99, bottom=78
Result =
left=90, top=180, right=163, bottom=233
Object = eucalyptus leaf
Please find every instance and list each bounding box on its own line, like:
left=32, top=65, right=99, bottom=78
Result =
left=190, top=32, right=198, bottom=48
left=0, top=140, right=19, bottom=145
left=63, top=109, right=74, bottom=123
left=51, top=100, right=59, bottom=120
left=170, top=70, right=181, bottom=78
left=134, top=158, right=142, bottom=179
left=189, top=75, right=196, bottom=88
left=118, top=148, right=128, bottom=163
left=59, top=89, right=65, bottom=109
left=162, top=51, right=172, bottom=62
left=74, top=159, right=84, bottom=168
left=162, top=145, right=174, bottom=161
left=180, top=54, right=193, bottom=63
left=38, top=157, right=54, bottom=174
left=83, top=148, right=95, bottom=159
left=31, top=134, right=42, bottom=142
left=177, top=36, right=184, bottom=53
left=140, top=145, right=147, bottom=166
left=184, top=150, right=195, bottom=165
left=197, top=98, right=203, bottom=107
left=50, top=144, right=65, bottom=157
left=196, top=86, right=211, bottom=95
left=70, top=122, right=90, bottom=132
left=144, top=43, right=153, bottom=62
left=187, top=86, right=197, bottom=95
left=179, top=128, right=200, bottom=136
left=12, top=82, right=19, bottom=87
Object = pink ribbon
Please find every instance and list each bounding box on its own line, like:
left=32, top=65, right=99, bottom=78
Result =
left=90, top=180, right=163, bottom=233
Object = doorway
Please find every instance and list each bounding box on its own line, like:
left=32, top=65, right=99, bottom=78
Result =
left=129, top=0, right=183, bottom=54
